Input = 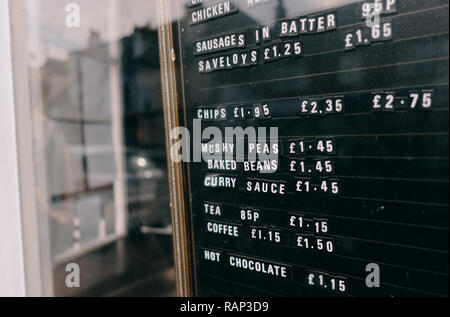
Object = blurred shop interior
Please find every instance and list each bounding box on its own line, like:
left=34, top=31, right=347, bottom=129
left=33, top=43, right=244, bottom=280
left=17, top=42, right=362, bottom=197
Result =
left=24, top=0, right=179, bottom=296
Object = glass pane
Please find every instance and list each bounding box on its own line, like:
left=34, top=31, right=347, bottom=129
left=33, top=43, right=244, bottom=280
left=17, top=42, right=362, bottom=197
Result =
left=24, top=0, right=175, bottom=296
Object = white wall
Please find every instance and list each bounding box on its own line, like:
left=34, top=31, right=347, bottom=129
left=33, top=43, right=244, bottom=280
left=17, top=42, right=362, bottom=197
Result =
left=0, top=0, right=26, bottom=297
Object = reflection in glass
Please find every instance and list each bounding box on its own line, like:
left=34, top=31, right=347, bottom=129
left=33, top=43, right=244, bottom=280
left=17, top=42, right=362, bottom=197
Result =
left=26, top=0, right=175, bottom=296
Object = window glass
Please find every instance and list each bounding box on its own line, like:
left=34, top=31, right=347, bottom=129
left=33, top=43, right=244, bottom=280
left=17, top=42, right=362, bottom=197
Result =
left=24, top=0, right=176, bottom=296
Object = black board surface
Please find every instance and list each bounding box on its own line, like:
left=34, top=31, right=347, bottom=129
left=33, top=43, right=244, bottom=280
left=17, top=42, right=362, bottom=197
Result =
left=175, top=0, right=449, bottom=296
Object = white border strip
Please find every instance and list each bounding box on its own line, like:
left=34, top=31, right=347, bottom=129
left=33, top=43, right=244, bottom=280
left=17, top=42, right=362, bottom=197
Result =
left=0, top=0, right=26, bottom=297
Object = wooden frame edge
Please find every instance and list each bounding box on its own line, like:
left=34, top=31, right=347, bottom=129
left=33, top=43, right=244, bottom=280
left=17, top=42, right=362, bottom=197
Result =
left=157, top=0, right=193, bottom=297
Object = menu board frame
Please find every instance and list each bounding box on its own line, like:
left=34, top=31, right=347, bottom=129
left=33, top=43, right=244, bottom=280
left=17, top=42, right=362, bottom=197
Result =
left=159, top=0, right=449, bottom=297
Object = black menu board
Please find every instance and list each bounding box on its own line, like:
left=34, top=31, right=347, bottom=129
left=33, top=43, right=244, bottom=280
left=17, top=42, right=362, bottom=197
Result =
left=175, top=0, right=449, bottom=296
